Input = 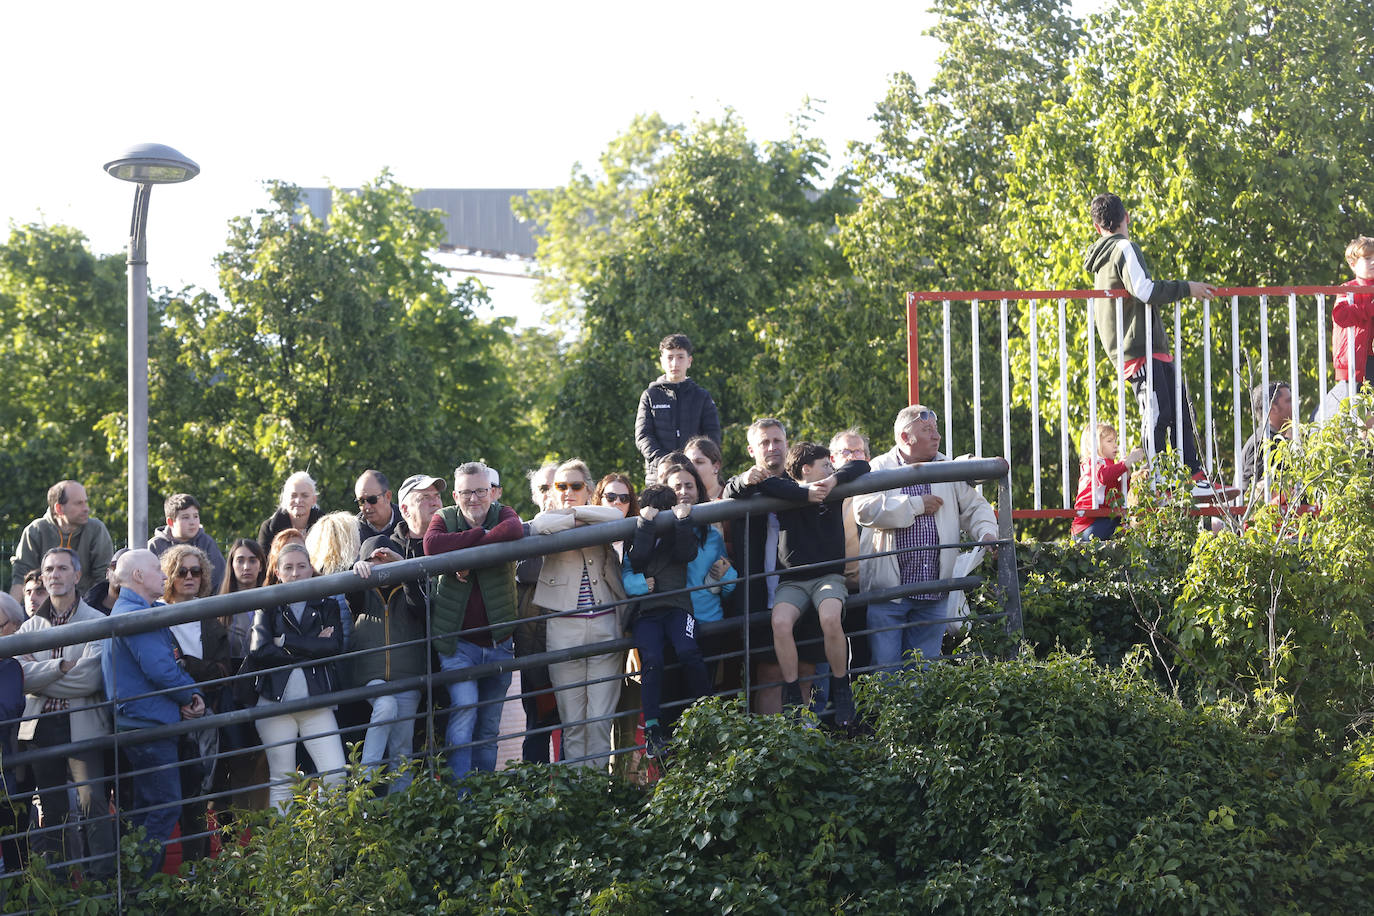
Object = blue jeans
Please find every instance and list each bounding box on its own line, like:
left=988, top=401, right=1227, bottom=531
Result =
left=868, top=597, right=948, bottom=673
left=437, top=638, right=513, bottom=779
left=121, top=734, right=180, bottom=875
left=360, top=682, right=422, bottom=794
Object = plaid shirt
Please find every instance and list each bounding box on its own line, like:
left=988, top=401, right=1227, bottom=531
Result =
left=40, top=605, right=74, bottom=715
left=893, top=483, right=941, bottom=593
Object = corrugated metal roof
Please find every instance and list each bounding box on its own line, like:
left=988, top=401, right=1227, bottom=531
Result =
left=300, top=187, right=543, bottom=259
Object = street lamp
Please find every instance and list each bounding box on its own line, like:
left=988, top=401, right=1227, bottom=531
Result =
left=103, top=143, right=200, bottom=548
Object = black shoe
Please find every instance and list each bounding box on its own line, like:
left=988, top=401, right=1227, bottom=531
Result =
left=831, top=676, right=856, bottom=729
left=781, top=679, right=804, bottom=713
left=644, top=724, right=669, bottom=759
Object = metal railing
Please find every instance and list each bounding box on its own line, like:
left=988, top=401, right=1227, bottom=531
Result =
left=906, top=286, right=1352, bottom=520
left=0, top=458, right=1020, bottom=908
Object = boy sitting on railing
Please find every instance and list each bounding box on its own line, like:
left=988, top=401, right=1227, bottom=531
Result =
left=724, top=442, right=868, bottom=727
left=1316, top=236, right=1374, bottom=424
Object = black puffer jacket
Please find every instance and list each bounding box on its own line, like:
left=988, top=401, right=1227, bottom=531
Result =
left=634, top=376, right=722, bottom=483
left=248, top=596, right=342, bottom=702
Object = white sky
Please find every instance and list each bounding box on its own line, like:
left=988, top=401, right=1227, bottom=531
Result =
left=2, top=1, right=948, bottom=324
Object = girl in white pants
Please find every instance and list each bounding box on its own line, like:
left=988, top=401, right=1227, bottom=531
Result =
left=248, top=543, right=346, bottom=811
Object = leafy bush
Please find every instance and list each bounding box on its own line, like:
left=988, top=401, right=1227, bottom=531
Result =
left=84, top=655, right=1374, bottom=915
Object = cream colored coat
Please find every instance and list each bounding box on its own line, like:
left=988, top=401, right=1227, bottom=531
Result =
left=852, top=448, right=999, bottom=594
left=529, top=505, right=629, bottom=623
left=16, top=600, right=113, bottom=742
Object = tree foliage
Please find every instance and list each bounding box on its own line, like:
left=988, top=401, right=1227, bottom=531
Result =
left=0, top=224, right=129, bottom=537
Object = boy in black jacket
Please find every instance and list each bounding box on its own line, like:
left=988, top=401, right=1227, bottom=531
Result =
left=723, top=442, right=869, bottom=725
left=634, top=334, right=722, bottom=485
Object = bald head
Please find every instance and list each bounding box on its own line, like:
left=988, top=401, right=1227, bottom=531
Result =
left=116, top=549, right=166, bottom=603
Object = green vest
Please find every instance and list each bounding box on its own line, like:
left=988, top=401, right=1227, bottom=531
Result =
left=431, top=503, right=519, bottom=654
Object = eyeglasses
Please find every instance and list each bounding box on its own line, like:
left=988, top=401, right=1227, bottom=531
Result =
left=357, top=494, right=382, bottom=506
left=553, top=481, right=586, bottom=492
left=836, top=448, right=868, bottom=459
left=176, top=567, right=203, bottom=579
left=457, top=488, right=490, bottom=500
left=603, top=492, right=631, bottom=504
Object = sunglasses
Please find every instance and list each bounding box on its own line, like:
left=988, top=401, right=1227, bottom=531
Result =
left=553, top=481, right=586, bottom=492
left=538, top=484, right=552, bottom=493
left=603, top=492, right=631, bottom=504
left=176, top=567, right=203, bottom=579
left=357, top=494, right=383, bottom=506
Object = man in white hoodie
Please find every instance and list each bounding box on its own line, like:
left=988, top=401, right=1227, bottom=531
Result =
left=853, top=406, right=998, bottom=672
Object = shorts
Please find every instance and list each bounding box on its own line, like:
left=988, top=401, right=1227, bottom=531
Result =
left=773, top=574, right=848, bottom=617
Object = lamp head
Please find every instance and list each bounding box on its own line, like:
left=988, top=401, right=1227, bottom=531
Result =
left=104, top=143, right=199, bottom=184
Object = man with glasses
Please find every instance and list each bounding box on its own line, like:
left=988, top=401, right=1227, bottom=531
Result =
left=423, top=461, right=524, bottom=778
left=355, top=470, right=401, bottom=543
left=15, top=547, right=116, bottom=876
left=828, top=428, right=872, bottom=676
left=516, top=462, right=559, bottom=762
left=854, top=406, right=998, bottom=672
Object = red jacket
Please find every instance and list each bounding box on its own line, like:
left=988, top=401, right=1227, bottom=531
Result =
left=1072, top=457, right=1130, bottom=535
left=1332, top=277, right=1374, bottom=383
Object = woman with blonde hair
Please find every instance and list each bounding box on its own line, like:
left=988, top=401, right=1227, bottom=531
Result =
left=248, top=542, right=346, bottom=812
left=530, top=459, right=629, bottom=770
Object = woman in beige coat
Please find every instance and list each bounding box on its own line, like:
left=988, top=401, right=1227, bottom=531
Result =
left=529, top=459, right=628, bottom=770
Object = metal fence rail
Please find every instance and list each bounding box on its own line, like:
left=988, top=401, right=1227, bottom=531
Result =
left=906, top=285, right=1352, bottom=520
left=0, top=458, right=1019, bottom=908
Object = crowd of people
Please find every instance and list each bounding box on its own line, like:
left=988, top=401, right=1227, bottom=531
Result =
left=0, top=334, right=1001, bottom=880
left=19, top=182, right=1361, bottom=877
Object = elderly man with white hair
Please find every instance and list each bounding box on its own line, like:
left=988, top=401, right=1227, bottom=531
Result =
left=105, top=549, right=204, bottom=874
left=853, top=406, right=998, bottom=672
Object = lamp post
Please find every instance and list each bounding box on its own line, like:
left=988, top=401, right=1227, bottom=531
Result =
left=103, top=143, right=200, bottom=548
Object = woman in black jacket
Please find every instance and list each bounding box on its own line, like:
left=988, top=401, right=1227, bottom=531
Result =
left=248, top=542, right=345, bottom=812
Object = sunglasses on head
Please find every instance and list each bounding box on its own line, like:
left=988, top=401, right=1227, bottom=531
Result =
left=603, top=492, right=631, bottom=504
left=553, top=481, right=586, bottom=492
left=176, top=567, right=203, bottom=579
left=357, top=494, right=382, bottom=506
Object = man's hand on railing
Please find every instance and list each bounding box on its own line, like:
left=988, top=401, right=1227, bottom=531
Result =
left=180, top=694, right=206, bottom=720
left=806, top=476, right=836, bottom=503
left=1188, top=281, right=1216, bottom=300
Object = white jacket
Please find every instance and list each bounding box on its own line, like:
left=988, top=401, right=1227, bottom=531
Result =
left=852, top=448, right=999, bottom=594
left=17, top=600, right=113, bottom=742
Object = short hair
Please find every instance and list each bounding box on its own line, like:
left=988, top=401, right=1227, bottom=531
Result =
left=279, top=471, right=317, bottom=511
left=828, top=427, right=869, bottom=453
left=0, top=594, right=25, bottom=628
left=1345, top=236, right=1374, bottom=265
left=554, top=458, right=592, bottom=486
left=684, top=435, right=722, bottom=467
left=527, top=461, right=558, bottom=502
left=47, top=480, right=80, bottom=511
left=306, top=511, right=361, bottom=576
left=1079, top=422, right=1116, bottom=460
left=23, top=570, right=43, bottom=588
left=1089, top=193, right=1126, bottom=233
left=592, top=473, right=640, bottom=517
left=357, top=469, right=389, bottom=493
left=784, top=442, right=831, bottom=481
left=161, top=544, right=213, bottom=601
left=163, top=493, right=200, bottom=518
left=659, top=333, right=693, bottom=354
left=42, top=546, right=82, bottom=575
left=747, top=417, right=786, bottom=441
left=640, top=483, right=678, bottom=511
left=1251, top=381, right=1291, bottom=422
left=454, top=461, right=490, bottom=482
left=893, top=405, right=937, bottom=443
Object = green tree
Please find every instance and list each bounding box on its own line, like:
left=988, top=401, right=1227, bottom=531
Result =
left=0, top=224, right=129, bottom=540
left=521, top=111, right=855, bottom=477
left=151, top=173, right=522, bottom=538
